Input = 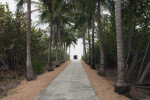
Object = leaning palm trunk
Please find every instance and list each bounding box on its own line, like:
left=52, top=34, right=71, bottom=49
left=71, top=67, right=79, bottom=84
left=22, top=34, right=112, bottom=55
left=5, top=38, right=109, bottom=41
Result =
left=58, top=22, right=62, bottom=65
left=47, top=11, right=54, bottom=71
left=114, top=0, right=130, bottom=94
left=126, top=18, right=149, bottom=81
left=137, top=61, right=150, bottom=84
left=97, top=1, right=105, bottom=76
left=83, top=28, right=87, bottom=63
left=91, top=18, right=95, bottom=69
left=137, top=35, right=150, bottom=81
left=26, top=0, right=36, bottom=81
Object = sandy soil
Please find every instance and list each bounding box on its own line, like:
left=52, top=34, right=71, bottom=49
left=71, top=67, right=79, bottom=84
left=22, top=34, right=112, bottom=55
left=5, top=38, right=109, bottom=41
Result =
left=81, top=61, right=130, bottom=100
left=1, top=61, right=71, bottom=100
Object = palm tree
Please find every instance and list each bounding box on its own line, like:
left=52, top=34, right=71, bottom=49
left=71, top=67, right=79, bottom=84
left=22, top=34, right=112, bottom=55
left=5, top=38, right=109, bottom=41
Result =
left=47, top=11, right=54, bottom=71
left=53, top=0, right=74, bottom=64
left=16, top=0, right=36, bottom=81
left=87, top=24, right=91, bottom=65
left=58, top=22, right=62, bottom=64
left=83, top=28, right=87, bottom=63
left=91, top=17, right=95, bottom=69
left=114, top=0, right=130, bottom=94
left=39, top=0, right=54, bottom=71
left=97, top=1, right=106, bottom=76
left=55, top=22, right=59, bottom=67
left=26, top=0, right=37, bottom=81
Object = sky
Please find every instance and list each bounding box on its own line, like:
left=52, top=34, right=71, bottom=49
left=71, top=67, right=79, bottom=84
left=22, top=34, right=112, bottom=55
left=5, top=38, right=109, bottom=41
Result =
left=1, top=0, right=83, bottom=59
left=1, top=0, right=48, bottom=29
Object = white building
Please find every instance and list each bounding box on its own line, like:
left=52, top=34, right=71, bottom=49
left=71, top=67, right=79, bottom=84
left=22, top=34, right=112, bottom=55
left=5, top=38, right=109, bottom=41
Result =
left=68, top=38, right=83, bottom=60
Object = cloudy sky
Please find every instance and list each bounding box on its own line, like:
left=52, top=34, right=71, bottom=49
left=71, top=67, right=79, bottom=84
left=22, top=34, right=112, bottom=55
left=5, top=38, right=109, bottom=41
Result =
left=1, top=0, right=83, bottom=59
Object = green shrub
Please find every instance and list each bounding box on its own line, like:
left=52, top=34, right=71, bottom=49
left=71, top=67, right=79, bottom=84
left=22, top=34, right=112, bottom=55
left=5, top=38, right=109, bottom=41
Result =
left=32, top=60, right=43, bottom=74
left=67, top=54, right=70, bottom=60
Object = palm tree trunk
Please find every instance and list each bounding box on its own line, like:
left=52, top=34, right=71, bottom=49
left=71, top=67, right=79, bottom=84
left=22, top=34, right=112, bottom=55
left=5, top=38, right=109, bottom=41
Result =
left=114, top=0, right=130, bottom=94
left=87, top=25, right=91, bottom=65
left=91, top=18, right=95, bottom=69
left=56, top=43, right=59, bottom=67
left=58, top=22, right=62, bottom=65
left=56, top=26, right=59, bottom=67
left=97, top=1, right=105, bottom=76
left=83, top=28, right=87, bottom=63
left=26, top=0, right=36, bottom=81
left=48, top=11, right=54, bottom=71
left=63, top=43, right=65, bottom=63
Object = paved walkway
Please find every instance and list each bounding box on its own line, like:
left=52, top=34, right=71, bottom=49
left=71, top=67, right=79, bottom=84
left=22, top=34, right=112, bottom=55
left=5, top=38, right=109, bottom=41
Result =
left=34, top=60, right=98, bottom=100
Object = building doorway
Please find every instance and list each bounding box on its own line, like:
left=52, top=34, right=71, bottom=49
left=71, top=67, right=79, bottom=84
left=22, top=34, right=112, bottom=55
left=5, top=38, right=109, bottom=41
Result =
left=74, top=55, right=78, bottom=59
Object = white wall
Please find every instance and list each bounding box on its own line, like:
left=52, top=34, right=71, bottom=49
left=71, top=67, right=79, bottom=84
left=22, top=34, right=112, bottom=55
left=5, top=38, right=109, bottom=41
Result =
left=68, top=38, right=83, bottom=60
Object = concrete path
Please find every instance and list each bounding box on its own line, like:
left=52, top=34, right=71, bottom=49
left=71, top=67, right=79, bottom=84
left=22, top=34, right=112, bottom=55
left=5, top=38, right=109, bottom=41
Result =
left=34, top=60, right=98, bottom=100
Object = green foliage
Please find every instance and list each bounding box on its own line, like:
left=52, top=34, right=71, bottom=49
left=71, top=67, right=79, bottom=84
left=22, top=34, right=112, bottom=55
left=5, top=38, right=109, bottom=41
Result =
left=32, top=60, right=43, bottom=74
left=94, top=41, right=100, bottom=64
left=0, top=4, right=49, bottom=72
left=85, top=0, right=150, bottom=82
left=67, top=54, right=70, bottom=60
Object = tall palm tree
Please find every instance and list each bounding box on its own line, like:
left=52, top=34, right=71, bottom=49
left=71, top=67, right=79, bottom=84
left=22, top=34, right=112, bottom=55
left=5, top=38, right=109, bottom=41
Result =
left=97, top=1, right=106, bottom=76
left=114, top=0, right=130, bottom=94
left=39, top=0, right=54, bottom=71
left=26, top=0, right=36, bottom=80
left=39, top=0, right=64, bottom=68
left=47, top=10, right=54, bottom=71
left=58, top=22, right=62, bottom=64
left=16, top=0, right=36, bottom=80
left=83, top=28, right=87, bottom=63
left=55, top=22, right=59, bottom=67
left=36, top=4, right=54, bottom=71
left=91, top=17, right=95, bottom=69
left=53, top=0, right=74, bottom=64
left=87, top=24, right=91, bottom=65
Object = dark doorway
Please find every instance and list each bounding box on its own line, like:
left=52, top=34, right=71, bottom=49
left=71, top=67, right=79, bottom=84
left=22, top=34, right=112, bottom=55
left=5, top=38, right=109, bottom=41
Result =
left=74, top=55, right=78, bottom=59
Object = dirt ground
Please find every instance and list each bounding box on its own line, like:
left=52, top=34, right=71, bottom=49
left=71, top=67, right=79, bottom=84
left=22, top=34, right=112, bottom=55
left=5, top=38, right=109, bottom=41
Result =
left=1, top=60, right=149, bottom=100
left=1, top=61, right=71, bottom=100
left=0, top=77, right=23, bottom=98
left=81, top=61, right=130, bottom=100
left=104, top=68, right=150, bottom=100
